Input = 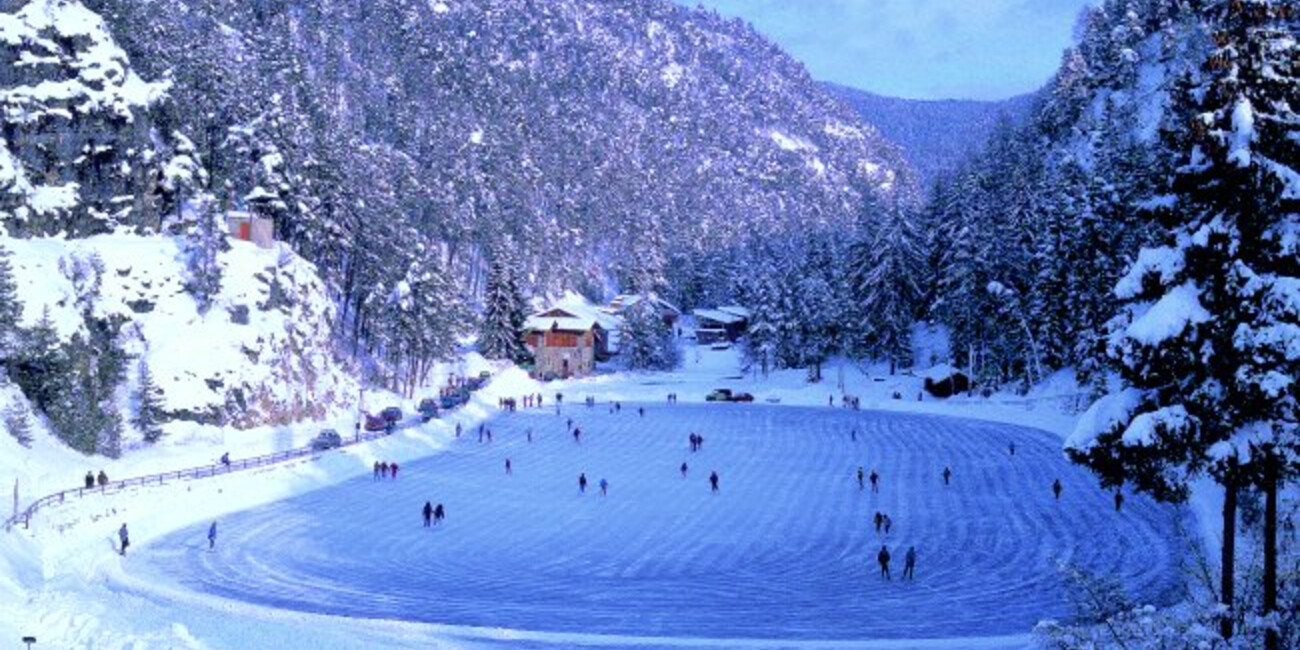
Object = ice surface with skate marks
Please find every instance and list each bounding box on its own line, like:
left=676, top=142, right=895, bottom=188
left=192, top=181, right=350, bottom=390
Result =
left=137, top=405, right=1185, bottom=645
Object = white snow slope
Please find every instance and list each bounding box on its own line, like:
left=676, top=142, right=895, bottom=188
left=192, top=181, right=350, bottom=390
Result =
left=0, top=346, right=1190, bottom=650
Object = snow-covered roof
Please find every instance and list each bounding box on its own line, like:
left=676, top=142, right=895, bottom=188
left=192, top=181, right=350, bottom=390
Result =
left=693, top=308, right=743, bottom=325
left=524, top=308, right=603, bottom=333
left=923, top=363, right=967, bottom=382
left=608, top=293, right=681, bottom=315
left=717, top=305, right=751, bottom=319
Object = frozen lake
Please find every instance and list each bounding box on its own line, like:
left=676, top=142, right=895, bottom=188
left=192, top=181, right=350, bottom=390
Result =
left=140, top=404, right=1184, bottom=642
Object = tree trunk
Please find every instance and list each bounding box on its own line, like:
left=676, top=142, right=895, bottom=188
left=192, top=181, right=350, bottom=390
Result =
left=1263, top=457, right=1278, bottom=650
left=1221, top=473, right=1237, bottom=641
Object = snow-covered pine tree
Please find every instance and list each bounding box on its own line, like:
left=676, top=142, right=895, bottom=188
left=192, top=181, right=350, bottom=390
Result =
left=0, top=243, right=22, bottom=357
left=620, top=295, right=679, bottom=371
left=479, top=248, right=529, bottom=363
left=133, top=361, right=164, bottom=444
left=184, top=194, right=227, bottom=314
left=1068, top=2, right=1299, bottom=645
left=849, top=203, right=921, bottom=374
left=9, top=307, right=67, bottom=414
left=3, top=397, right=32, bottom=448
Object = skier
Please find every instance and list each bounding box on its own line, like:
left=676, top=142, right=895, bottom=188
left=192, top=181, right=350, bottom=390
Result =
left=1114, top=491, right=1124, bottom=511
left=942, top=466, right=952, bottom=486
left=579, top=473, right=588, bottom=494
left=869, top=470, right=880, bottom=493
left=423, top=501, right=433, bottom=527
left=874, top=511, right=884, bottom=533
left=903, top=546, right=916, bottom=580
left=600, top=478, right=609, bottom=496
left=709, top=471, right=719, bottom=493
left=118, top=523, right=130, bottom=556
left=1052, top=478, right=1063, bottom=500
left=84, top=471, right=94, bottom=489
left=505, top=458, right=513, bottom=475
left=857, top=466, right=865, bottom=490
left=433, top=503, right=445, bottom=524
left=877, top=545, right=891, bottom=579
left=208, top=521, right=218, bottom=550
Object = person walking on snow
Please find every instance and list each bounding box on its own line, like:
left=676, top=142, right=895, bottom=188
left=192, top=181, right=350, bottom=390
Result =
left=903, top=546, right=916, bottom=580
left=857, top=466, right=865, bottom=490
left=942, top=466, right=952, bottom=486
left=84, top=471, right=94, bottom=489
left=579, top=473, right=588, bottom=494
left=423, top=501, right=433, bottom=527
left=709, top=471, right=719, bottom=493
left=1008, top=441, right=1016, bottom=456
left=1052, top=478, right=1063, bottom=500
left=600, top=478, right=609, bottom=496
left=380, top=461, right=390, bottom=478
left=433, top=503, right=445, bottom=524
left=873, top=511, right=884, bottom=533
left=391, top=462, right=399, bottom=479
left=680, top=462, right=688, bottom=478
left=118, top=523, right=130, bottom=556
left=877, top=545, right=891, bottom=579
left=1114, top=491, right=1124, bottom=511
left=505, top=458, right=512, bottom=475
left=373, top=461, right=381, bottom=480
left=883, top=514, right=892, bottom=535
left=869, top=470, right=879, bottom=493
left=208, top=521, right=218, bottom=550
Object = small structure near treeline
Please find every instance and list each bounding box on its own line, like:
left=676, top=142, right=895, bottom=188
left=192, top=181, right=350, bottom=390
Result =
left=225, top=212, right=275, bottom=249
left=693, top=305, right=749, bottom=343
left=923, top=364, right=970, bottom=398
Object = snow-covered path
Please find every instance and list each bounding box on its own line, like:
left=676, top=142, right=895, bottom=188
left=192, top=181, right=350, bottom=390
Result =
left=134, top=404, right=1185, bottom=645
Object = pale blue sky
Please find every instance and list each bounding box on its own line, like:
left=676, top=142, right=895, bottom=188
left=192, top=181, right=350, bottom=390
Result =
left=675, top=0, right=1098, bottom=100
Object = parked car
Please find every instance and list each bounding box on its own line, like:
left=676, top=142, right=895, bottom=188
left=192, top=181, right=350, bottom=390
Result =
left=417, top=398, right=440, bottom=422
left=464, top=376, right=485, bottom=391
left=380, top=406, right=403, bottom=423
left=478, top=370, right=492, bottom=381
left=440, top=393, right=464, bottom=410
left=706, top=388, right=734, bottom=402
left=731, top=392, right=754, bottom=402
left=364, top=414, right=387, bottom=431
left=311, top=429, right=343, bottom=451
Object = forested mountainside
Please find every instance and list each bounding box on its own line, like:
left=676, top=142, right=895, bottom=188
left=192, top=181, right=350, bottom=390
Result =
left=825, top=83, right=1035, bottom=187
left=0, top=0, right=916, bottom=451
left=82, top=0, right=916, bottom=305
left=912, top=0, right=1247, bottom=390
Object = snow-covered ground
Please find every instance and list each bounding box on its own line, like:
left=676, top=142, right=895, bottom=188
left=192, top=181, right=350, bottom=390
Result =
left=0, top=346, right=1191, bottom=649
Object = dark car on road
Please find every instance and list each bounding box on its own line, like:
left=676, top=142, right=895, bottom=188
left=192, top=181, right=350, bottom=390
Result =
left=380, top=407, right=403, bottom=423
left=311, top=429, right=343, bottom=451
left=418, top=398, right=440, bottom=422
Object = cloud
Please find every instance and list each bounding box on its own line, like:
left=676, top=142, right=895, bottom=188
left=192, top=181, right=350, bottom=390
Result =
left=675, top=0, right=1098, bottom=100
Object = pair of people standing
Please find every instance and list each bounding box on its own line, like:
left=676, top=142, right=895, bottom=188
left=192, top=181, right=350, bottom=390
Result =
left=422, top=501, right=446, bottom=526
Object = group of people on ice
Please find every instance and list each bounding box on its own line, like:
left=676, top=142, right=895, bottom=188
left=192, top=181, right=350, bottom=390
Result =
left=373, top=460, right=400, bottom=479
left=421, top=501, right=446, bottom=527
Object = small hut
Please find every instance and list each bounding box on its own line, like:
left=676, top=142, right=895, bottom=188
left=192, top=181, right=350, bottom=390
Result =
left=523, top=308, right=608, bottom=379
left=923, top=364, right=970, bottom=398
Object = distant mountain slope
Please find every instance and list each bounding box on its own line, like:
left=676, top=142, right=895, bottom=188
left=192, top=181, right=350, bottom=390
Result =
left=825, top=83, right=1035, bottom=187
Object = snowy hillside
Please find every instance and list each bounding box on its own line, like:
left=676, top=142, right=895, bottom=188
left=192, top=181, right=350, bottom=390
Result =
left=2, top=234, right=357, bottom=433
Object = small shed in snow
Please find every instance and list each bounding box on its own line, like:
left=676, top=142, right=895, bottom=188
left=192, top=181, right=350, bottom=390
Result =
left=606, top=294, right=681, bottom=326
left=923, top=363, right=970, bottom=398
left=693, top=308, right=746, bottom=343
left=226, top=212, right=275, bottom=249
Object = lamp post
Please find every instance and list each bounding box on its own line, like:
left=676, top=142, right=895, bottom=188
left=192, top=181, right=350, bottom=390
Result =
left=22, top=636, right=36, bottom=649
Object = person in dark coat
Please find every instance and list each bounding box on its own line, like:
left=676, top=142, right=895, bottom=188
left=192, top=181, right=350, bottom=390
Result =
left=98, top=470, right=109, bottom=487
left=942, top=466, right=952, bottom=486
left=680, top=462, right=688, bottom=478
left=505, top=458, right=512, bottom=475
left=1052, top=478, right=1063, bottom=500
left=599, top=478, right=609, bottom=496
left=1008, top=441, right=1016, bottom=456
left=391, top=462, right=399, bottom=479
left=883, top=514, right=892, bottom=535
left=579, top=473, right=588, bottom=494
left=85, top=471, right=94, bottom=489
left=709, top=471, right=719, bottom=493
left=118, top=523, right=130, bottom=556
left=1114, top=491, right=1124, bottom=511
left=423, top=501, right=433, bottom=527
left=208, top=521, right=218, bottom=550
left=903, top=546, right=916, bottom=580
left=874, top=511, right=884, bottom=533
left=877, top=545, right=891, bottom=579
left=573, top=427, right=581, bottom=444
left=380, top=461, right=389, bottom=478
left=433, top=503, right=445, bottom=524
left=373, top=461, right=381, bottom=480
left=857, top=466, right=865, bottom=490
left=869, top=470, right=879, bottom=493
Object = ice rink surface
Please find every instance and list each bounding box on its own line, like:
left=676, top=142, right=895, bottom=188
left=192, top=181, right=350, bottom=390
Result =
left=140, top=404, right=1185, bottom=643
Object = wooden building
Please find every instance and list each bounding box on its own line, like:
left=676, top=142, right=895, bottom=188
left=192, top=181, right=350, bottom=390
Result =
left=523, top=308, right=609, bottom=379
left=225, top=212, right=275, bottom=249
left=693, top=307, right=747, bottom=343
left=606, top=294, right=681, bottom=326
left=923, top=364, right=970, bottom=398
